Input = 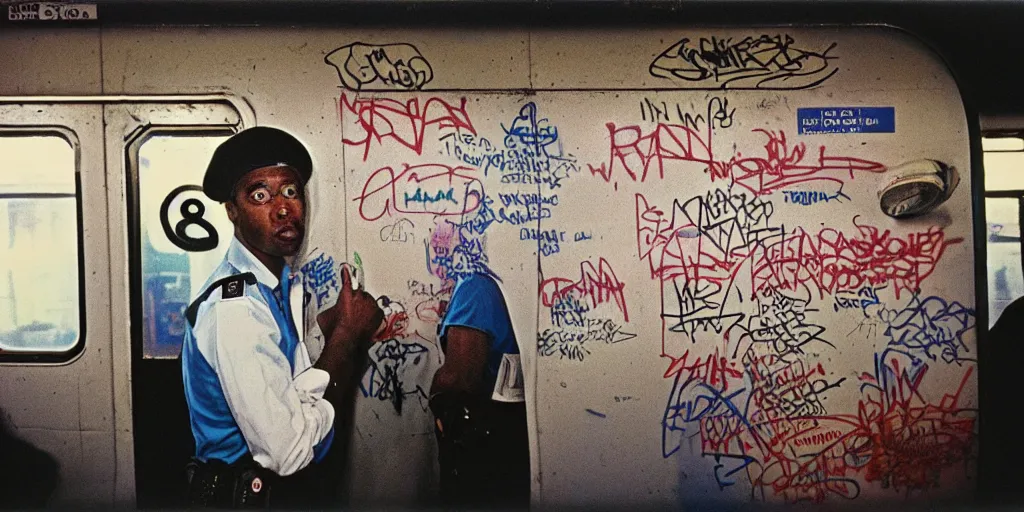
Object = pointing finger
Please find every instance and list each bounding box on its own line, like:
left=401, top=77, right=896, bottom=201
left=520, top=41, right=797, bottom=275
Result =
left=340, top=264, right=352, bottom=293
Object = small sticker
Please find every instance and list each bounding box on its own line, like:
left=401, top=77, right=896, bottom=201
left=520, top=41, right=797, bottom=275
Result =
left=8, top=3, right=96, bottom=21
left=491, top=354, right=525, bottom=403
left=797, top=107, right=895, bottom=135
left=221, top=277, right=245, bottom=299
left=251, top=477, right=262, bottom=493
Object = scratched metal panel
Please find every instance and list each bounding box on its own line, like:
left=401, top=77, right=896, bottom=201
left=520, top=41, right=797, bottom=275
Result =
left=0, top=28, right=101, bottom=95
left=101, top=27, right=530, bottom=94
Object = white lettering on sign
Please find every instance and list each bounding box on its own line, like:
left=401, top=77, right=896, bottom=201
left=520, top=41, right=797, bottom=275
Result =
left=8, top=3, right=96, bottom=21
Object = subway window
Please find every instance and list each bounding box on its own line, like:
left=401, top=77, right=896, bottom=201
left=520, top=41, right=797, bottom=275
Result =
left=0, top=135, right=81, bottom=356
left=984, top=136, right=1024, bottom=327
left=138, top=134, right=232, bottom=359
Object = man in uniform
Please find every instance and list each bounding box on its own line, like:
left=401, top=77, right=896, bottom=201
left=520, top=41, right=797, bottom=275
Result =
left=180, top=126, right=384, bottom=508
left=429, top=271, right=530, bottom=508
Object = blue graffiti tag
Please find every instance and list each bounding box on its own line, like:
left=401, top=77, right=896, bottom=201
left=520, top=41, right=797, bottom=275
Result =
left=301, top=252, right=339, bottom=309
left=879, top=295, right=976, bottom=364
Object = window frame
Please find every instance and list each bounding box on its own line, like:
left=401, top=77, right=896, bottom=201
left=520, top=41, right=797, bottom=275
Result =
left=126, top=126, right=238, bottom=361
left=0, top=127, right=87, bottom=363
left=983, top=134, right=1024, bottom=327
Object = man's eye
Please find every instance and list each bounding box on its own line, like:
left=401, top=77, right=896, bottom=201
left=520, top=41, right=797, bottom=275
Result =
left=281, top=184, right=299, bottom=199
left=250, top=190, right=269, bottom=203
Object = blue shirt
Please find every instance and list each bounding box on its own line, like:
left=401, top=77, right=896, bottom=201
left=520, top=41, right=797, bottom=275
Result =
left=439, top=273, right=519, bottom=395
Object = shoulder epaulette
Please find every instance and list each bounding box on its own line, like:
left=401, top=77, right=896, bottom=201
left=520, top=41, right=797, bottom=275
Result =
left=185, top=272, right=258, bottom=327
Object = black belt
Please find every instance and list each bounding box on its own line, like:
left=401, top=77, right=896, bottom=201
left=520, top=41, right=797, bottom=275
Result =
left=185, top=455, right=274, bottom=509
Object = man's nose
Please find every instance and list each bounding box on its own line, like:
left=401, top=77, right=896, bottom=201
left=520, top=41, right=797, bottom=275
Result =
left=272, top=198, right=292, bottom=220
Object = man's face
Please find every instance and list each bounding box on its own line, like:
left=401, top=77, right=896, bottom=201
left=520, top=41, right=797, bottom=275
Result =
left=225, top=165, right=306, bottom=259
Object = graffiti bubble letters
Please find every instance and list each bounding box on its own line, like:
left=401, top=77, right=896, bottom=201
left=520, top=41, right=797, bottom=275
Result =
left=649, top=34, right=838, bottom=90
left=341, top=93, right=475, bottom=160
left=355, top=163, right=483, bottom=221
left=326, top=42, right=434, bottom=91
left=159, top=184, right=219, bottom=252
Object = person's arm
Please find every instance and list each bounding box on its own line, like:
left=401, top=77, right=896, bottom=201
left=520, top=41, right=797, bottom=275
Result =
left=197, top=297, right=334, bottom=476
left=313, top=265, right=385, bottom=448
left=431, top=326, right=490, bottom=397
left=430, top=276, right=504, bottom=399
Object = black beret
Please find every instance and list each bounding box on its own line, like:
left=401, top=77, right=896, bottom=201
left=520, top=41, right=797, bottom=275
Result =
left=203, top=126, right=313, bottom=202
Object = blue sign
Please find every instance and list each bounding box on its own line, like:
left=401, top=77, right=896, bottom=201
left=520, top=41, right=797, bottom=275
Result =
left=797, top=107, right=896, bottom=135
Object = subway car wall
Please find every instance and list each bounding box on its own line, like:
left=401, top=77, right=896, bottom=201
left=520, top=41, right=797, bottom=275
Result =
left=0, top=1, right=1022, bottom=509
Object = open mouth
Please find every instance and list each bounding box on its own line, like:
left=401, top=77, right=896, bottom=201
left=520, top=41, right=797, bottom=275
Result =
left=275, top=225, right=301, bottom=242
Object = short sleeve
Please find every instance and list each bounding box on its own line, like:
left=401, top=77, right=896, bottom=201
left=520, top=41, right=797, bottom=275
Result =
left=441, top=274, right=504, bottom=341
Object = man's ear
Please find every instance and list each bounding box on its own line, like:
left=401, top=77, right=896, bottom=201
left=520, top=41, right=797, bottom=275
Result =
left=225, top=201, right=238, bottom=224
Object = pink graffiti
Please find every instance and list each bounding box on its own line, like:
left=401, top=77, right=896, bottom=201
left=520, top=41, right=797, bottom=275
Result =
left=340, top=93, right=476, bottom=160
left=540, top=258, right=629, bottom=322
left=354, top=163, right=483, bottom=222
left=590, top=125, right=885, bottom=195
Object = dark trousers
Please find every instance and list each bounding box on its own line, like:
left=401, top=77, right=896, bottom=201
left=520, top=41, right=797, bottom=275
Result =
left=435, top=400, right=530, bottom=509
left=185, top=455, right=330, bottom=510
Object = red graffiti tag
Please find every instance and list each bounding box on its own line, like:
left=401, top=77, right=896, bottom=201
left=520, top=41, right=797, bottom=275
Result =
left=685, top=355, right=975, bottom=502
left=354, top=163, right=484, bottom=222
left=540, top=258, right=629, bottom=322
left=636, top=193, right=961, bottom=299
left=751, top=218, right=963, bottom=299
left=340, top=93, right=476, bottom=160
left=591, top=125, right=885, bottom=196
left=663, top=348, right=744, bottom=390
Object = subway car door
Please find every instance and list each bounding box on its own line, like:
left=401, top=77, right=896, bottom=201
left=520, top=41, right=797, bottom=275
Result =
left=0, top=102, right=117, bottom=507
left=104, top=100, right=249, bottom=508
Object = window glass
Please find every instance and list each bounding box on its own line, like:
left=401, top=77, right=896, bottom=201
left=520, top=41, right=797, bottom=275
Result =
left=984, top=151, right=1024, bottom=191
left=986, top=197, right=1023, bottom=327
left=138, top=135, right=232, bottom=359
left=983, top=137, right=1024, bottom=152
left=0, top=136, right=80, bottom=354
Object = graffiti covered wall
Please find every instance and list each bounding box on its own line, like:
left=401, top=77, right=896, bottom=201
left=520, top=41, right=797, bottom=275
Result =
left=313, top=27, right=975, bottom=507
left=116, top=25, right=975, bottom=507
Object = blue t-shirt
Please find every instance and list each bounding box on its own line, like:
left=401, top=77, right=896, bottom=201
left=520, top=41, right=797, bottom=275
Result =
left=439, top=273, right=519, bottom=395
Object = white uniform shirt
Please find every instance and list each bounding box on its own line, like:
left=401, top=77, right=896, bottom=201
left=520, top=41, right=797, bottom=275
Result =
left=184, top=236, right=334, bottom=476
